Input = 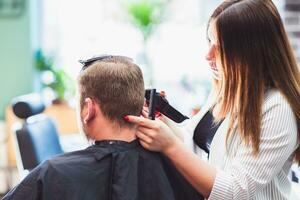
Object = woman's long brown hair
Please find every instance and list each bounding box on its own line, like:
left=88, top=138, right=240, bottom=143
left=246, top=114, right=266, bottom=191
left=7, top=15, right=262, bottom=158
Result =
left=209, top=0, right=300, bottom=163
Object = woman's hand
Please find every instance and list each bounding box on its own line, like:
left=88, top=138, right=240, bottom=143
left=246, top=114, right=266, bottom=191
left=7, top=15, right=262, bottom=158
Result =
left=126, top=115, right=215, bottom=198
left=125, top=115, right=181, bottom=154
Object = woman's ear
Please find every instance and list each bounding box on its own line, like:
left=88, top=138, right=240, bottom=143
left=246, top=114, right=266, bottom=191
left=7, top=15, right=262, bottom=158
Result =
left=83, top=97, right=96, bottom=124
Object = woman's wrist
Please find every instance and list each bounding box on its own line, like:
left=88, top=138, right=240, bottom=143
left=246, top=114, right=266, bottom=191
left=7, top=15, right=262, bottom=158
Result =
left=163, top=137, right=184, bottom=158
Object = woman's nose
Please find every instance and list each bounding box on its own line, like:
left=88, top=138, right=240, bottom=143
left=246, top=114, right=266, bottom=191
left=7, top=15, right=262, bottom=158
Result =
left=206, top=45, right=215, bottom=61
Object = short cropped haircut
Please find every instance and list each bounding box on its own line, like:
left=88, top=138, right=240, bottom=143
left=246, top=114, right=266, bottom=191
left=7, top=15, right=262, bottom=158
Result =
left=78, top=56, right=145, bottom=128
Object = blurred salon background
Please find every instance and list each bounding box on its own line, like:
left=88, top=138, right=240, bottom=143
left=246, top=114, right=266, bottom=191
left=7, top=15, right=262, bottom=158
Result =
left=0, top=0, right=299, bottom=197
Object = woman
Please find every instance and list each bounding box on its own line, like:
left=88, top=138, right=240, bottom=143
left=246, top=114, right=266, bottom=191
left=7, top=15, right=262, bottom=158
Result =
left=125, top=0, right=300, bottom=199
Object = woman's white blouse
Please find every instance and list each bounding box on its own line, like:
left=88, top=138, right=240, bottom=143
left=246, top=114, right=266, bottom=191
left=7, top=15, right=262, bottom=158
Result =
left=180, top=90, right=299, bottom=200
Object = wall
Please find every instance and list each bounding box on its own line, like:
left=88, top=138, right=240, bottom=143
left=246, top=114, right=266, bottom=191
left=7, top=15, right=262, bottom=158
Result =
left=284, top=0, right=300, bottom=66
left=0, top=0, right=35, bottom=120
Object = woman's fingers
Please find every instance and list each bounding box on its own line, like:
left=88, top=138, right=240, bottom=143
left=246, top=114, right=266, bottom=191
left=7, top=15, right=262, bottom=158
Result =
left=143, top=101, right=148, bottom=107
left=138, top=126, right=156, bottom=138
left=160, top=90, right=166, bottom=97
left=126, top=115, right=158, bottom=129
left=139, top=140, right=150, bottom=149
left=143, top=101, right=150, bottom=115
left=136, top=131, right=153, bottom=144
left=142, top=109, right=148, bottom=118
left=125, top=114, right=178, bottom=153
left=137, top=131, right=160, bottom=152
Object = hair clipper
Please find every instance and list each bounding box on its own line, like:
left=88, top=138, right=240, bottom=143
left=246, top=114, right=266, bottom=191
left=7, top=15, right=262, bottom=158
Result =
left=145, top=89, right=189, bottom=123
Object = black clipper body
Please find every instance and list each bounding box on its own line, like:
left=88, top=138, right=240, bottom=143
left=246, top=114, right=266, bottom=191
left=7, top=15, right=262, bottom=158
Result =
left=145, top=89, right=189, bottom=123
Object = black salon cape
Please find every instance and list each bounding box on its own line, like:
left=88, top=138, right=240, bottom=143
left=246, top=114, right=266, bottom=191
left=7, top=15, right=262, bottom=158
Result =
left=3, top=140, right=203, bottom=200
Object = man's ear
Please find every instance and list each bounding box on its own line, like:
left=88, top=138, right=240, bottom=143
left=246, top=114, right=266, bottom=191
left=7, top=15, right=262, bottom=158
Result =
left=83, top=97, right=96, bottom=124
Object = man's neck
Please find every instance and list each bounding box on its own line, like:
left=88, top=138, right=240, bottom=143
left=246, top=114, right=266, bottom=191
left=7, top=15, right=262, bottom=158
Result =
left=87, top=119, right=137, bottom=142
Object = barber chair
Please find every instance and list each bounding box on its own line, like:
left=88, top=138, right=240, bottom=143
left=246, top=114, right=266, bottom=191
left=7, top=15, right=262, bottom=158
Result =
left=11, top=93, right=63, bottom=177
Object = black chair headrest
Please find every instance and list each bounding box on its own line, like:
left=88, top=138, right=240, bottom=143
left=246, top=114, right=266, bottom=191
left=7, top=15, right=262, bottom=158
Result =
left=12, top=93, right=45, bottom=119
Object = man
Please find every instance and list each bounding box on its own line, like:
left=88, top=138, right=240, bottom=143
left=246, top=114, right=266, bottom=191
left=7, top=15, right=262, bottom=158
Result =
left=3, top=55, right=203, bottom=200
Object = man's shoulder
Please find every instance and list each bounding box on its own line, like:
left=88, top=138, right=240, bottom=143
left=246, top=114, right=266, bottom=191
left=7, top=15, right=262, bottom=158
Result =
left=40, top=144, right=159, bottom=169
left=38, top=147, right=99, bottom=172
